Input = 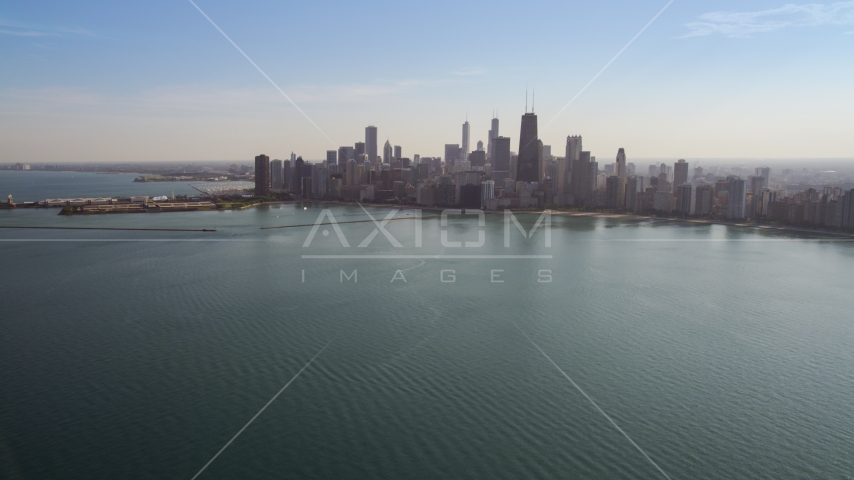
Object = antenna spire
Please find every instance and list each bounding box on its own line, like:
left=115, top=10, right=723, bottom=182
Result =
left=532, top=88, right=535, bottom=114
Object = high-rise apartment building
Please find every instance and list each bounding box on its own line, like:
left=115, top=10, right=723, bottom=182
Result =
left=516, top=113, right=540, bottom=183
left=726, top=177, right=747, bottom=219
left=283, top=160, right=291, bottom=191
left=571, top=151, right=594, bottom=205
left=254, top=154, right=270, bottom=196
left=755, top=167, right=771, bottom=187
left=676, top=183, right=695, bottom=215
left=270, top=159, right=283, bottom=190
left=294, top=157, right=305, bottom=196
left=695, top=183, right=713, bottom=215
left=563, top=136, right=582, bottom=196
left=365, top=126, right=378, bottom=163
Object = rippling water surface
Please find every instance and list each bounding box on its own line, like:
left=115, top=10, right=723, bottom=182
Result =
left=1, top=187, right=853, bottom=479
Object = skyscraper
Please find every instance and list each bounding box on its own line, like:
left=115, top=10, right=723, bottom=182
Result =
left=394, top=145, right=402, bottom=160
left=673, top=159, right=689, bottom=193
left=270, top=159, right=283, bottom=190
left=487, top=116, right=499, bottom=159
left=563, top=136, right=582, bottom=196
left=326, top=150, right=337, bottom=166
left=462, top=119, right=470, bottom=163
left=294, top=156, right=305, bottom=196
left=571, top=151, right=593, bottom=205
left=726, top=177, right=747, bottom=219
left=444, top=144, right=461, bottom=169
left=365, top=126, right=378, bottom=163
left=676, top=183, right=695, bottom=215
left=516, top=112, right=540, bottom=183
left=283, top=160, right=291, bottom=191
left=354, top=142, right=365, bottom=163
left=254, top=154, right=270, bottom=196
left=383, top=140, right=393, bottom=164
left=755, top=167, right=771, bottom=187
left=491, top=137, right=511, bottom=172
left=616, top=148, right=627, bottom=179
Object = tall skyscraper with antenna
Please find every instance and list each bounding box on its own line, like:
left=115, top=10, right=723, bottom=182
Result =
left=462, top=117, right=470, bottom=164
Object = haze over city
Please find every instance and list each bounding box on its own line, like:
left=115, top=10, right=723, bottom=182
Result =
left=2, top=0, right=854, bottom=162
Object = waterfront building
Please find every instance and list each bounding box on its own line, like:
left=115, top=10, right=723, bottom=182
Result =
left=653, top=191, right=673, bottom=212
left=695, top=183, right=713, bottom=215
left=283, top=160, right=292, bottom=191
left=726, top=177, right=747, bottom=219
left=676, top=183, right=695, bottom=215
left=254, top=154, right=270, bottom=196
left=625, top=175, right=638, bottom=211
left=270, top=159, right=283, bottom=190
left=294, top=157, right=305, bottom=196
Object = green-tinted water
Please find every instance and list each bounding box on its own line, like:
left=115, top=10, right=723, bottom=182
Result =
left=2, top=197, right=853, bottom=479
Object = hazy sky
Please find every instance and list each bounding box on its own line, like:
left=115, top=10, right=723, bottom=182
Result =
left=1, top=0, right=853, bottom=163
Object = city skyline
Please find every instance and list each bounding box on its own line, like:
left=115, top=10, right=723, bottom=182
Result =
left=1, top=0, right=853, bottom=163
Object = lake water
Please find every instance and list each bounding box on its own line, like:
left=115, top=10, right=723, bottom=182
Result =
left=1, top=172, right=853, bottom=479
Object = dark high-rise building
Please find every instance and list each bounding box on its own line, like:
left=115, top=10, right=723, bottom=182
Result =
left=394, top=145, right=402, bottom=160
left=354, top=142, right=365, bottom=163
left=491, top=136, right=511, bottom=172
left=255, top=154, right=270, bottom=196
left=605, top=176, right=621, bottom=208
left=283, top=160, right=292, bottom=191
left=365, top=126, right=378, bottom=163
left=469, top=150, right=486, bottom=168
left=673, top=159, right=689, bottom=193
left=294, top=156, right=305, bottom=197
left=516, top=113, right=540, bottom=183
left=326, top=150, right=337, bottom=166
left=459, top=184, right=482, bottom=209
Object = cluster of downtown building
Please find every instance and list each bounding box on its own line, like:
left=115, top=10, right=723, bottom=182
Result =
left=252, top=110, right=854, bottom=231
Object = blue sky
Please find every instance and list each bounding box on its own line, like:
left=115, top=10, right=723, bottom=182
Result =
left=1, top=0, right=853, bottom=162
